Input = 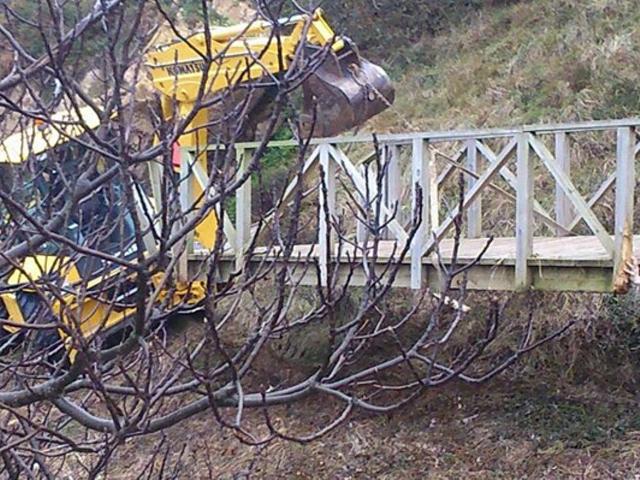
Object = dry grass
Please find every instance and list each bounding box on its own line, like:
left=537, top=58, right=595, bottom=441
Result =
left=49, top=286, right=640, bottom=479
left=370, top=0, right=640, bottom=132
left=343, top=0, right=640, bottom=247
left=62, top=375, right=640, bottom=479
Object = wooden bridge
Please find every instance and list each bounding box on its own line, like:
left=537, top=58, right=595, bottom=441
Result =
left=174, top=118, right=640, bottom=293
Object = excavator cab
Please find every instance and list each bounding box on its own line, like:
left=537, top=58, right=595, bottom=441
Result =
left=0, top=129, right=143, bottom=355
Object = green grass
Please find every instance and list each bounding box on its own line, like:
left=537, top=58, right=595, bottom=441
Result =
left=225, top=125, right=297, bottom=222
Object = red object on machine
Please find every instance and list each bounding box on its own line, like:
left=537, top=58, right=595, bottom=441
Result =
left=172, top=141, right=181, bottom=168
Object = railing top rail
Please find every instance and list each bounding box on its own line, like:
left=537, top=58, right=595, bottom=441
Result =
left=215, top=117, right=640, bottom=151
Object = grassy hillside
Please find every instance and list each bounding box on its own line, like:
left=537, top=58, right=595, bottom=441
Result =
left=364, top=0, right=640, bottom=131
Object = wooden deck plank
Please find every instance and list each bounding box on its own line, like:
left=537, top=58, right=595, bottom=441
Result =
left=202, top=234, right=639, bottom=268
left=192, top=234, right=631, bottom=292
left=201, top=121, right=640, bottom=293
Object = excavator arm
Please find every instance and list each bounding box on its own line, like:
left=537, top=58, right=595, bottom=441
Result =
left=145, top=9, right=394, bottom=137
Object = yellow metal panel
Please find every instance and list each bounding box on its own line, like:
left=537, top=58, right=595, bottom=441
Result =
left=62, top=298, right=134, bottom=338
left=145, top=10, right=342, bottom=106
left=174, top=107, right=219, bottom=251
left=8, top=255, right=81, bottom=286
left=0, top=294, right=25, bottom=333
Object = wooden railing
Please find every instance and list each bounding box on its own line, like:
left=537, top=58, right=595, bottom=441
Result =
left=175, top=118, right=640, bottom=291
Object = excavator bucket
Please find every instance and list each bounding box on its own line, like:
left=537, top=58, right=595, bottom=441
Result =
left=302, top=43, right=395, bottom=137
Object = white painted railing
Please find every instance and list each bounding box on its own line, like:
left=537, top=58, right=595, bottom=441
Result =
left=173, top=118, right=640, bottom=291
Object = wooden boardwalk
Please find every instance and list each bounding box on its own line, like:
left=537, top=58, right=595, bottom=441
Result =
left=175, top=118, right=640, bottom=293
left=197, top=235, right=639, bottom=292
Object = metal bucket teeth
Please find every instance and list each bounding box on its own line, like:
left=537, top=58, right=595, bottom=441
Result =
left=302, top=46, right=395, bottom=137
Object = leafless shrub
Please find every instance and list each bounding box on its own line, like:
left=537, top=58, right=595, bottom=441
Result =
left=0, top=1, right=571, bottom=477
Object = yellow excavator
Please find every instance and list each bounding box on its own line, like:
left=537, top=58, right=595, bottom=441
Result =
left=0, top=9, right=394, bottom=355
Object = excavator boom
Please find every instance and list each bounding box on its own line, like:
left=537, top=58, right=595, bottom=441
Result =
left=145, top=9, right=394, bottom=137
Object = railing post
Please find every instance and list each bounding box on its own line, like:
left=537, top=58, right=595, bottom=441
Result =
left=236, top=147, right=251, bottom=270
left=178, top=147, right=194, bottom=283
left=148, top=159, right=164, bottom=223
left=319, top=143, right=336, bottom=286
left=430, top=157, right=440, bottom=233
left=146, top=159, right=164, bottom=251
left=466, top=138, right=482, bottom=238
left=132, top=189, right=159, bottom=257
left=614, top=127, right=635, bottom=291
left=357, top=163, right=374, bottom=245
left=554, top=132, right=572, bottom=235
left=515, top=133, right=533, bottom=290
left=384, top=144, right=402, bottom=235
left=411, top=138, right=431, bottom=290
